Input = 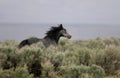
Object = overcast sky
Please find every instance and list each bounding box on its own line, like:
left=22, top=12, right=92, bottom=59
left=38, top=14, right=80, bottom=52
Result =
left=0, top=0, right=120, bottom=24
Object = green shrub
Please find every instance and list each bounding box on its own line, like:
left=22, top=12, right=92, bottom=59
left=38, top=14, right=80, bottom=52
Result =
left=89, top=64, right=105, bottom=78
left=76, top=48, right=92, bottom=65
left=41, top=61, right=58, bottom=78
left=59, top=65, right=90, bottom=78
left=59, top=65, right=105, bottom=78
left=103, top=45, right=120, bottom=75
left=0, top=38, right=120, bottom=78
left=0, top=53, right=7, bottom=68
left=91, top=49, right=106, bottom=66
left=0, top=68, right=33, bottom=78
left=51, top=52, right=64, bottom=71
left=0, top=69, right=15, bottom=78
left=87, top=38, right=105, bottom=49
left=62, top=51, right=79, bottom=65
left=14, top=67, right=33, bottom=78
left=103, top=37, right=120, bottom=46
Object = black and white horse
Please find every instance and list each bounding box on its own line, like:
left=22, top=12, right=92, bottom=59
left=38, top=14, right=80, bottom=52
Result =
left=18, top=24, right=71, bottom=48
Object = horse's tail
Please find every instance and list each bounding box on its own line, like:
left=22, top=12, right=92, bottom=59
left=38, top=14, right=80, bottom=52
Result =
left=18, top=39, right=29, bottom=49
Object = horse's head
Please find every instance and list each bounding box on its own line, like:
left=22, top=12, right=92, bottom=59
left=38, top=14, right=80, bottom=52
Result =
left=58, top=24, right=71, bottom=39
left=46, top=24, right=71, bottom=40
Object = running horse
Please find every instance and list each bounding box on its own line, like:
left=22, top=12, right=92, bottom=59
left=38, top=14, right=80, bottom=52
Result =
left=18, top=24, right=71, bottom=48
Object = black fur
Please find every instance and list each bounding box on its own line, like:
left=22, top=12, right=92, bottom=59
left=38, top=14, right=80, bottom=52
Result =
left=18, top=24, right=71, bottom=48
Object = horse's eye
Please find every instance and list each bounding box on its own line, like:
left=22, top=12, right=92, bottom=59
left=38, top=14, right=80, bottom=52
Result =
left=61, top=30, right=66, bottom=33
left=64, top=30, right=67, bottom=33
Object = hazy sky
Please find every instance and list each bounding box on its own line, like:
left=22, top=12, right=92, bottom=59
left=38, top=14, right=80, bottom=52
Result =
left=0, top=0, right=120, bottom=24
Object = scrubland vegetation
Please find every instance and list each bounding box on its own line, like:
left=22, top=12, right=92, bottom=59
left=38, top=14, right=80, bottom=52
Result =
left=0, top=37, right=120, bottom=78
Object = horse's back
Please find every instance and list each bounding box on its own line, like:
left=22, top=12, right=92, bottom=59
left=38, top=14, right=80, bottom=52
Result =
left=28, top=37, right=40, bottom=44
left=18, top=37, right=41, bottom=49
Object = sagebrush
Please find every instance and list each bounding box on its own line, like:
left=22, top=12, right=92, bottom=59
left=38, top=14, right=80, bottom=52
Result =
left=0, top=37, right=120, bottom=78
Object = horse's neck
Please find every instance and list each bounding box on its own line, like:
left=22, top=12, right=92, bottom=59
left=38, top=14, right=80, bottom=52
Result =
left=44, top=36, right=60, bottom=44
left=43, top=36, right=58, bottom=47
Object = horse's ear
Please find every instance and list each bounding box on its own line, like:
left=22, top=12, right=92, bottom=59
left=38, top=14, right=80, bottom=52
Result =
left=59, top=24, right=63, bottom=29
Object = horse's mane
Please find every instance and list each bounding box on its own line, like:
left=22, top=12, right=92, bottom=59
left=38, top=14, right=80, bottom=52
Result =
left=45, top=24, right=63, bottom=37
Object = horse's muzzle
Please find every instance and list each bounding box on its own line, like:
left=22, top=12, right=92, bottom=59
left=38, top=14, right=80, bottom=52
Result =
left=66, top=34, right=72, bottom=39
left=68, top=35, right=72, bottom=39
